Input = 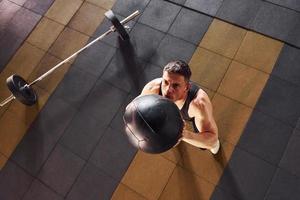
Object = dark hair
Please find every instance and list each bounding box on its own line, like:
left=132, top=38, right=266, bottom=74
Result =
left=163, top=60, right=191, bottom=81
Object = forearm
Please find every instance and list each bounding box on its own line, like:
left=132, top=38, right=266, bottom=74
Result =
left=182, top=130, right=218, bottom=149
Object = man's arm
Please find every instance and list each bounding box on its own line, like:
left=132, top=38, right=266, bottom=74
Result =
left=181, top=91, right=219, bottom=149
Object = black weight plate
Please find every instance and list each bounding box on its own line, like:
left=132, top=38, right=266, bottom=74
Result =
left=6, top=74, right=37, bottom=106
left=105, top=10, right=129, bottom=40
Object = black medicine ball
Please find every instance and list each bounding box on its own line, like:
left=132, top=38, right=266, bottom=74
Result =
left=123, top=94, right=184, bottom=154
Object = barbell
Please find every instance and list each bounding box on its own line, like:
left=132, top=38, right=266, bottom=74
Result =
left=0, top=10, right=140, bottom=107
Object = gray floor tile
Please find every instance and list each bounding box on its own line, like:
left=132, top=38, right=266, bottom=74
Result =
left=60, top=110, right=107, bottom=160
left=93, top=14, right=136, bottom=48
left=8, top=0, right=27, bottom=6
left=112, top=0, right=150, bottom=19
left=184, top=0, right=223, bottom=16
left=6, top=7, right=41, bottom=39
left=129, top=22, right=165, bottom=62
left=256, top=76, right=300, bottom=127
left=0, top=32, right=23, bottom=71
left=169, top=0, right=187, bottom=5
left=169, top=8, right=212, bottom=45
left=38, top=144, right=85, bottom=196
left=272, top=44, right=300, bottom=87
left=266, top=0, right=300, bottom=12
left=138, top=0, right=181, bottom=32
left=0, top=160, right=33, bottom=200
left=89, top=127, right=137, bottom=180
left=24, top=0, right=55, bottom=15
left=79, top=79, right=128, bottom=124
left=150, top=34, right=196, bottom=67
left=216, top=0, right=262, bottom=27
left=23, top=179, right=63, bottom=200
left=265, top=168, right=300, bottom=200
left=210, top=186, right=239, bottom=200
left=66, top=162, right=119, bottom=200
left=238, top=110, right=294, bottom=165
left=279, top=129, right=300, bottom=177
left=218, top=148, right=276, bottom=200
left=250, top=2, right=298, bottom=41
left=101, top=49, right=148, bottom=95
left=287, top=16, right=300, bottom=48
left=0, top=0, right=21, bottom=39
left=52, top=67, right=98, bottom=108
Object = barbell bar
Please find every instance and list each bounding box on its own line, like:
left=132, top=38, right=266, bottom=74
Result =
left=0, top=10, right=140, bottom=107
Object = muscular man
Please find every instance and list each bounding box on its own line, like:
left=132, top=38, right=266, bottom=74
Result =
left=139, top=60, right=220, bottom=154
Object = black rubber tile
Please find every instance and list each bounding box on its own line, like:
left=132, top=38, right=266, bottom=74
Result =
left=38, top=144, right=85, bottom=196
left=265, top=168, right=300, bottom=200
left=150, top=34, right=196, bottom=67
left=79, top=79, right=128, bottom=124
left=24, top=0, right=55, bottom=15
left=138, top=0, right=181, bottom=32
left=129, top=22, right=165, bottom=62
left=0, top=160, right=33, bottom=200
left=52, top=67, right=98, bottom=108
left=250, top=2, right=298, bottom=41
left=238, top=110, right=294, bottom=165
left=66, top=162, right=119, bottom=200
left=169, top=0, right=187, bottom=5
left=169, top=8, right=212, bottom=45
left=218, top=148, right=276, bottom=200
left=287, top=16, right=300, bottom=48
left=279, top=129, right=300, bottom=177
left=216, top=0, right=262, bottom=27
left=266, top=0, right=300, bottom=12
left=60, top=110, right=107, bottom=160
left=23, top=179, right=63, bottom=200
left=8, top=0, right=27, bottom=6
left=210, top=186, right=239, bottom=200
left=74, top=41, right=116, bottom=78
left=184, top=0, right=223, bottom=16
left=0, top=32, right=23, bottom=71
left=0, top=0, right=21, bottom=39
left=272, top=45, right=300, bottom=87
left=89, top=127, right=136, bottom=180
left=93, top=14, right=136, bottom=48
left=6, top=7, right=41, bottom=39
left=101, top=50, right=148, bottom=95
left=256, top=76, right=300, bottom=127
left=11, top=96, right=77, bottom=176
left=112, top=0, right=150, bottom=19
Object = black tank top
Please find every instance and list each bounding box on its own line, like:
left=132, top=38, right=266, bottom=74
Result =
left=159, top=81, right=200, bottom=132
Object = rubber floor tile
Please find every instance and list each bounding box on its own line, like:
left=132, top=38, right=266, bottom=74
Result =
left=200, top=19, right=246, bottom=59
left=169, top=8, right=213, bottom=45
left=184, top=0, right=223, bottom=16
left=266, top=0, right=300, bottom=12
left=27, top=17, right=64, bottom=51
left=24, top=0, right=55, bottom=15
left=264, top=168, right=300, bottom=200
left=89, top=127, right=137, bottom=180
left=68, top=2, right=106, bottom=36
left=60, top=110, right=107, bottom=160
left=86, top=0, right=116, bottom=10
left=287, top=16, right=300, bottom=48
left=189, top=47, right=231, bottom=91
left=0, top=0, right=21, bottom=39
left=159, top=166, right=215, bottom=200
left=216, top=0, right=262, bottom=27
left=138, top=0, right=181, bottom=32
left=150, top=34, right=196, bottom=67
left=112, top=0, right=150, bottom=19
left=250, top=2, right=299, bottom=41
left=66, top=162, right=119, bottom=200
left=111, top=184, right=147, bottom=200
left=45, top=0, right=83, bottom=25
left=238, top=110, right=294, bottom=165
left=256, top=76, right=300, bottom=127
left=272, top=44, right=300, bottom=87
left=38, top=144, right=85, bottom=196
left=23, top=179, right=63, bottom=200
left=210, top=186, right=240, bottom=200
left=218, top=147, right=276, bottom=200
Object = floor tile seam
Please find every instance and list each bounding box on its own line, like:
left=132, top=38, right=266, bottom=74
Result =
left=157, top=164, right=177, bottom=200
left=19, top=2, right=55, bottom=17
left=262, top=0, right=300, bottom=14
left=117, top=182, right=150, bottom=200
left=262, top=166, right=285, bottom=200
left=79, top=0, right=109, bottom=11
left=269, top=72, right=300, bottom=89
left=213, top=185, right=243, bottom=200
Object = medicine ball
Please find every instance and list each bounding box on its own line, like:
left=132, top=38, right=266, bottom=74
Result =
left=123, top=94, right=183, bottom=154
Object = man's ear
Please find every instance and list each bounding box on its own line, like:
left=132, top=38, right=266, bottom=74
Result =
left=186, top=82, right=191, bottom=91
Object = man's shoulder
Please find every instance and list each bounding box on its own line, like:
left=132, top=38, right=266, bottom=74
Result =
left=190, top=89, right=211, bottom=111
left=141, top=78, right=162, bottom=95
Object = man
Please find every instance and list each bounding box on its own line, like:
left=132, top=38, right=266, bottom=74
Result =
left=139, top=60, right=220, bottom=154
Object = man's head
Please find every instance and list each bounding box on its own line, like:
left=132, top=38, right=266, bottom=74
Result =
left=161, top=60, right=191, bottom=101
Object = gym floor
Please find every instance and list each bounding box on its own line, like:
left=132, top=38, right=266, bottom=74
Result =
left=1, top=0, right=300, bottom=199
